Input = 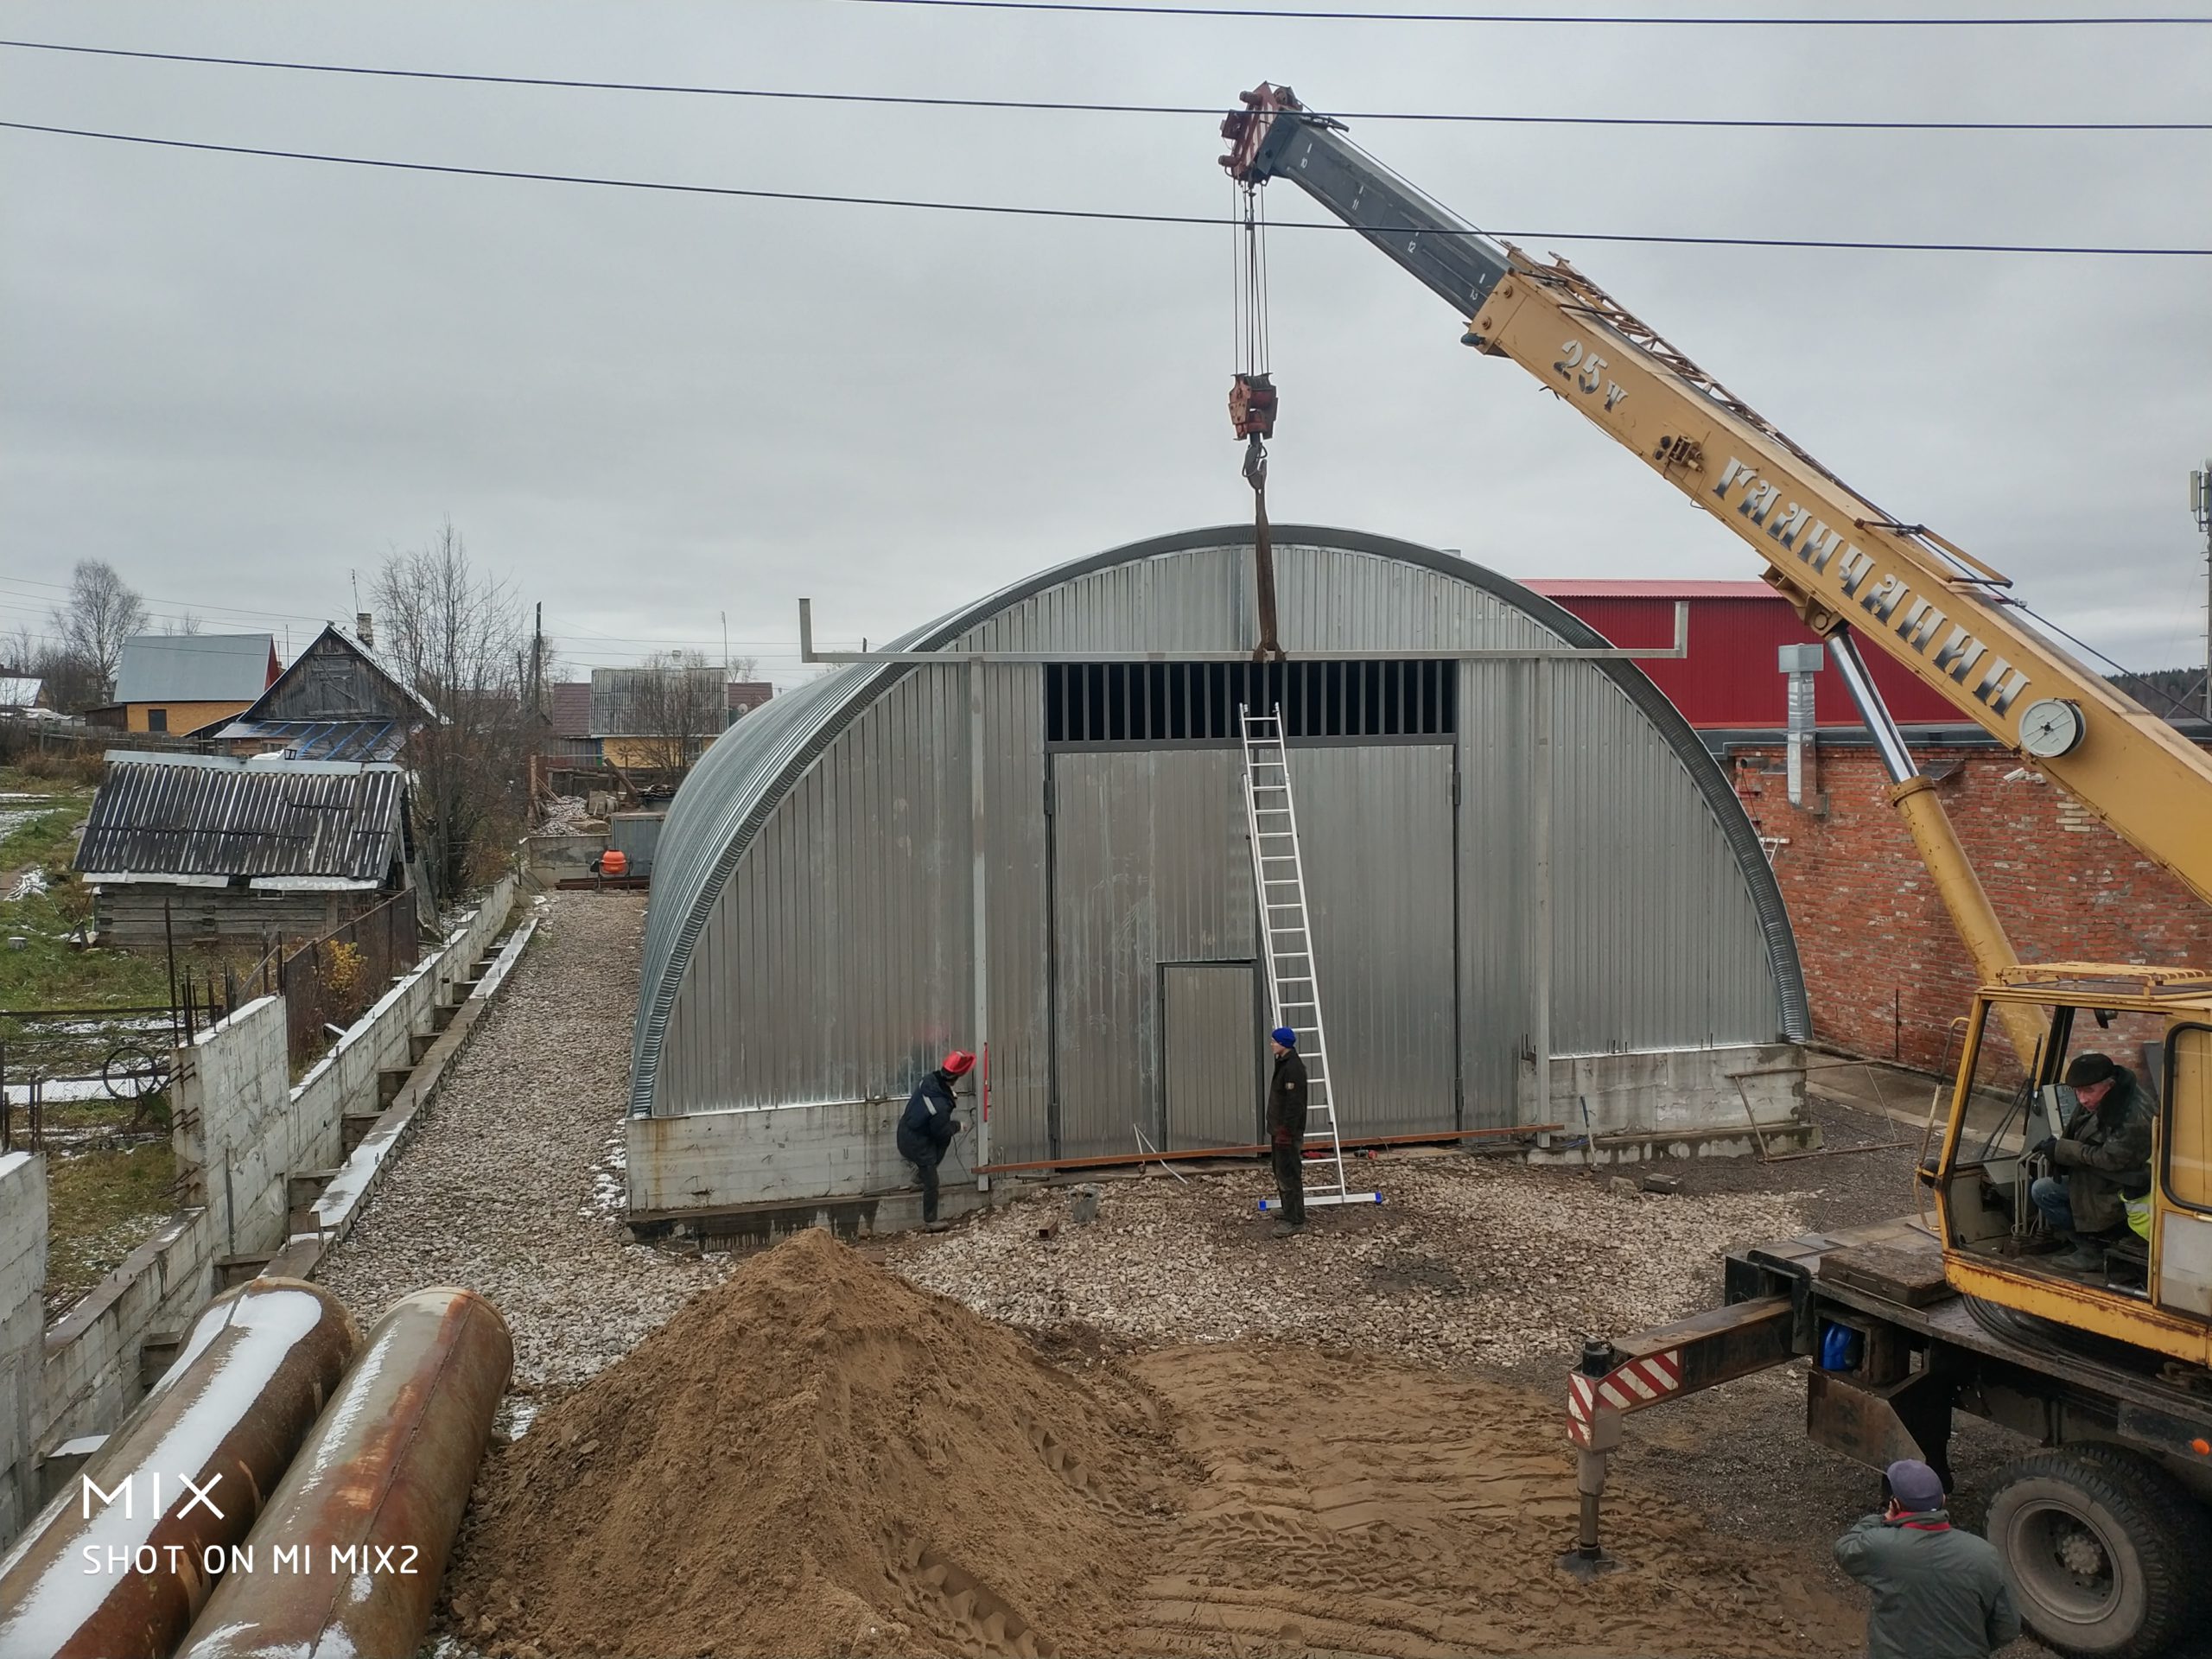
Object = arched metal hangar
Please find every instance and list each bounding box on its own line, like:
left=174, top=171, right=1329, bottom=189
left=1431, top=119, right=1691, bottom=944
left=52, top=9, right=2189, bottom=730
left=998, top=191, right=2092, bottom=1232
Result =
left=626, top=525, right=1809, bottom=1225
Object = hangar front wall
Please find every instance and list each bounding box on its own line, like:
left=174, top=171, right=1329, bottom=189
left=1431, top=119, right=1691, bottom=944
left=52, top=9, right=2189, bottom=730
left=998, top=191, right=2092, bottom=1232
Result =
left=645, top=537, right=1793, bottom=1183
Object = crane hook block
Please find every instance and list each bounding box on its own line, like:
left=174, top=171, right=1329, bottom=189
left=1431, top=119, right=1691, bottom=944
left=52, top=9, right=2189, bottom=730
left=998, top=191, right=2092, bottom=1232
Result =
left=1230, top=372, right=1278, bottom=441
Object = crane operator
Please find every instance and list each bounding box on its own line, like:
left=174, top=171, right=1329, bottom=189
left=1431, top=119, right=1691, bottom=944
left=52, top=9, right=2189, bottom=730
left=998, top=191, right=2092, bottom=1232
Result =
left=2030, top=1052, right=2152, bottom=1271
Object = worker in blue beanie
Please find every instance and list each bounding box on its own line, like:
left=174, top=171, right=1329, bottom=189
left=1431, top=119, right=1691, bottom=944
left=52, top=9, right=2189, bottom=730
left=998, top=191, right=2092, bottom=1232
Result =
left=1266, top=1025, right=1308, bottom=1236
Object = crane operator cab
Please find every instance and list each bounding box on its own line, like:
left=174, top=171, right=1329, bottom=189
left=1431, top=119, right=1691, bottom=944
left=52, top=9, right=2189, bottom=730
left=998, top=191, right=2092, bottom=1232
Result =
left=1930, top=963, right=2212, bottom=1370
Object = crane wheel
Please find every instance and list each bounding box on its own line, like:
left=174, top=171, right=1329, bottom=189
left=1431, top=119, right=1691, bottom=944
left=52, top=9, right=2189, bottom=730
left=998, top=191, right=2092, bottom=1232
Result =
left=1986, top=1442, right=2212, bottom=1659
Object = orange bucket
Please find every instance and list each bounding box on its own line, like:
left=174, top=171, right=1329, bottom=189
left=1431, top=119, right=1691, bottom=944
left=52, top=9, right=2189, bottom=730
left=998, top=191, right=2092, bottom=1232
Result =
left=600, top=849, right=629, bottom=877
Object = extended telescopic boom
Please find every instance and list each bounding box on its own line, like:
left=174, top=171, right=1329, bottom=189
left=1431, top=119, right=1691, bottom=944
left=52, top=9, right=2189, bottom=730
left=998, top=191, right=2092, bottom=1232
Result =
left=1220, top=83, right=2212, bottom=910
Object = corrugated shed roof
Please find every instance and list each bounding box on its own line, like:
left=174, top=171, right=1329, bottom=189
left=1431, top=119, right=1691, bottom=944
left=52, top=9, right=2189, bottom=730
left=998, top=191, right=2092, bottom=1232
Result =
left=550, top=682, right=593, bottom=739
left=74, top=752, right=407, bottom=882
left=112, top=634, right=276, bottom=703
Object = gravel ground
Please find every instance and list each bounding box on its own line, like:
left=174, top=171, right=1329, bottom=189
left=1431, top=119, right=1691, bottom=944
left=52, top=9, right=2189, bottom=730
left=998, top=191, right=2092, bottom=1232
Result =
left=314, top=891, right=728, bottom=1395
left=892, top=1154, right=1810, bottom=1370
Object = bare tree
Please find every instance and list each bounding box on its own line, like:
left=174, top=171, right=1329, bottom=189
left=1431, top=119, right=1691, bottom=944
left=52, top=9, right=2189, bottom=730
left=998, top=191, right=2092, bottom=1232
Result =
left=728, top=653, right=760, bottom=682
left=48, top=560, right=149, bottom=701
left=161, top=610, right=205, bottom=636
left=1, top=621, right=36, bottom=677
left=622, top=650, right=726, bottom=773
left=30, top=643, right=102, bottom=713
left=371, top=524, right=533, bottom=904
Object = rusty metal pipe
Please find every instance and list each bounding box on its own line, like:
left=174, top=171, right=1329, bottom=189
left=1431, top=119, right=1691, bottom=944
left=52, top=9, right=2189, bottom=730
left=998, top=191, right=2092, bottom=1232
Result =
left=174, top=1287, right=512, bottom=1659
left=0, top=1278, right=359, bottom=1659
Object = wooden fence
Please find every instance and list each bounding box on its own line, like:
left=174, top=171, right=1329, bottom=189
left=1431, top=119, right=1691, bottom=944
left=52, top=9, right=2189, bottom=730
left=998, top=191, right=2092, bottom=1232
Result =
left=254, top=890, right=423, bottom=1071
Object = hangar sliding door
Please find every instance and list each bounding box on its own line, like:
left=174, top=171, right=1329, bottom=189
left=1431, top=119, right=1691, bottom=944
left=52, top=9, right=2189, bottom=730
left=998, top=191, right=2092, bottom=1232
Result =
left=1292, top=744, right=1459, bottom=1138
left=1047, top=741, right=1458, bottom=1160
left=1049, top=748, right=1250, bottom=1160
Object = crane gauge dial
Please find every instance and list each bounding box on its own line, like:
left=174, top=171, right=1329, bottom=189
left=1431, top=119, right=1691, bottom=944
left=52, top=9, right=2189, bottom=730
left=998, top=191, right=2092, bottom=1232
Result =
left=2019, top=698, right=2085, bottom=760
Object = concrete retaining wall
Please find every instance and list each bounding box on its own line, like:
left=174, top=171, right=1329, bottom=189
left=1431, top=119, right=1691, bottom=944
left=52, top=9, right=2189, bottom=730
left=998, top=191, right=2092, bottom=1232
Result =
left=0, top=877, right=516, bottom=1551
left=172, top=996, right=295, bottom=1260
left=626, top=1097, right=948, bottom=1217
left=523, top=832, right=603, bottom=884
left=39, top=1211, right=214, bottom=1452
left=1530, top=1042, right=1812, bottom=1163
left=0, top=1153, right=46, bottom=1542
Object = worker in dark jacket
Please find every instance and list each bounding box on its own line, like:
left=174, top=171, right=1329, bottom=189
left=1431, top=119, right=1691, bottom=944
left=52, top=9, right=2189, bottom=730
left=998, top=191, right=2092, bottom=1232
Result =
left=2030, top=1052, right=2152, bottom=1269
left=1834, top=1459, right=2019, bottom=1659
left=898, top=1050, right=974, bottom=1232
left=1266, top=1026, right=1308, bottom=1237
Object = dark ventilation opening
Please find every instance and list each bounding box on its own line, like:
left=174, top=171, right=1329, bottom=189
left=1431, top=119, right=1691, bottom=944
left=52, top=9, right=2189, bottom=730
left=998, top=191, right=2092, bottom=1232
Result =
left=1046, top=660, right=1457, bottom=745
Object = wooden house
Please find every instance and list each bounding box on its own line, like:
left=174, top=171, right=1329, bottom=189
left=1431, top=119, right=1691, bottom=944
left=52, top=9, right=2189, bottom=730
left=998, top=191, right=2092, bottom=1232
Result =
left=199, top=621, right=436, bottom=761
left=74, top=751, right=416, bottom=948
left=89, top=634, right=278, bottom=734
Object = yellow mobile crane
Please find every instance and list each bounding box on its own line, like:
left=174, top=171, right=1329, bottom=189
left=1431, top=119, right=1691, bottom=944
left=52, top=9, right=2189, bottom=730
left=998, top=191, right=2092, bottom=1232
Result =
left=1222, top=84, right=2212, bottom=1658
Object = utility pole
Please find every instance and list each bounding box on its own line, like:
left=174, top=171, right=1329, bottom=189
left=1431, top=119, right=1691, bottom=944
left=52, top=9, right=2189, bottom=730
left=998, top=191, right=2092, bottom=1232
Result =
left=531, top=601, right=543, bottom=717
left=2195, top=461, right=2211, bottom=721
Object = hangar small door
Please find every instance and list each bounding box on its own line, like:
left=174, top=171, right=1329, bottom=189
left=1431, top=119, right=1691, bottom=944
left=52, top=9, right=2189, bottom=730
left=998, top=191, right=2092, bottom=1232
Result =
left=1160, top=962, right=1262, bottom=1149
left=1048, top=740, right=1456, bottom=1160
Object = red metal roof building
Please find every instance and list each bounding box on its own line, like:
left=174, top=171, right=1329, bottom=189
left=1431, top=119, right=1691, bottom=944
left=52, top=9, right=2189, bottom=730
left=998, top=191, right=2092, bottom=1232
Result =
left=1523, top=579, right=1961, bottom=730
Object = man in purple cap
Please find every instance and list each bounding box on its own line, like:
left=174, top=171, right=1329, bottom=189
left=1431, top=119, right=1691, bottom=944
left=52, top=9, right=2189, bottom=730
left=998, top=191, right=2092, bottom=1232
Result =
left=1834, top=1459, right=2018, bottom=1659
left=1265, top=1026, right=1308, bottom=1236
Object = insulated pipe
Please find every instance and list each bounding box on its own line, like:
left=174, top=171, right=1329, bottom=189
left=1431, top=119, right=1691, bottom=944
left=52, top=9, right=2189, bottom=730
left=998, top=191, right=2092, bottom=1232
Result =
left=174, top=1287, right=513, bottom=1659
left=1827, top=632, right=2044, bottom=1071
left=0, top=1280, right=359, bottom=1659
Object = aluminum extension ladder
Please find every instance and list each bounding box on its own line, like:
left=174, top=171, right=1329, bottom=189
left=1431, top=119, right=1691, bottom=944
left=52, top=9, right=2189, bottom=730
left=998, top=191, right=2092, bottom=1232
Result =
left=1239, top=705, right=1379, bottom=1211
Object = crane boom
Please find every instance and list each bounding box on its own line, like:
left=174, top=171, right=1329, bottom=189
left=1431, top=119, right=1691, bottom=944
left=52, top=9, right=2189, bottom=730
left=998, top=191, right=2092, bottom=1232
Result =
left=1222, top=85, right=2212, bottom=911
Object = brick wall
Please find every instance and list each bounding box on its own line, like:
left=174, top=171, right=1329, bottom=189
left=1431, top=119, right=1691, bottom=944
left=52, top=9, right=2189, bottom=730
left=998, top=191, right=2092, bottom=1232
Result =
left=1729, top=741, right=2212, bottom=1073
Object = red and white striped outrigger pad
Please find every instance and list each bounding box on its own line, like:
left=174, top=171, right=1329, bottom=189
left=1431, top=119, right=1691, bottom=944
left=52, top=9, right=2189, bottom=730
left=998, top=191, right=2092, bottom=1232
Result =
left=1566, top=1350, right=1685, bottom=1447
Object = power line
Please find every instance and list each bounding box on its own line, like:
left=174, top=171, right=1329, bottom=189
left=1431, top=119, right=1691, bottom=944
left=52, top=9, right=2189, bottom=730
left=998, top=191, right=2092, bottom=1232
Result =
left=1, top=41, right=2200, bottom=131
left=839, top=0, right=2212, bottom=22
left=0, top=572, right=334, bottom=625
left=3, top=120, right=2208, bottom=256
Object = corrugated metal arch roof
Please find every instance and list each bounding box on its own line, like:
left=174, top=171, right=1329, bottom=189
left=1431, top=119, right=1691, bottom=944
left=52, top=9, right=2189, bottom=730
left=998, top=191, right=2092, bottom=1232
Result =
left=630, top=525, right=1808, bottom=1116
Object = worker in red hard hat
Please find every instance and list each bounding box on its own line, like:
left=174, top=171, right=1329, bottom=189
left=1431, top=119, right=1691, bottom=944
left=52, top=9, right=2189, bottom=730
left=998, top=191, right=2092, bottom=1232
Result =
left=898, top=1049, right=975, bottom=1232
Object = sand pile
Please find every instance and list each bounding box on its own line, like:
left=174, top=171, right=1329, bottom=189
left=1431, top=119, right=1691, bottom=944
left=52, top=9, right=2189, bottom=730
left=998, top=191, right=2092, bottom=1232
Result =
left=442, top=1228, right=1181, bottom=1658
left=446, top=1228, right=1861, bottom=1658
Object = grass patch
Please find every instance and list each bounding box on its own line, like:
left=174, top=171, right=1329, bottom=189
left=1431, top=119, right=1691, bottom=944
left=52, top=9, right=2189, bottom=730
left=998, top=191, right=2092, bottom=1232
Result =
left=0, top=884, right=176, bottom=1011
left=43, top=1140, right=181, bottom=1316
left=0, top=803, right=83, bottom=872
left=1, top=766, right=238, bottom=1016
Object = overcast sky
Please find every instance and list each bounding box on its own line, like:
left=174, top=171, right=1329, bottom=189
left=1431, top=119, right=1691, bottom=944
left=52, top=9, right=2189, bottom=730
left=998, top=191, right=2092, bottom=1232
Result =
left=3, top=2, right=2208, bottom=690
